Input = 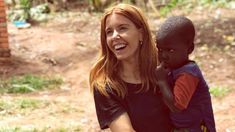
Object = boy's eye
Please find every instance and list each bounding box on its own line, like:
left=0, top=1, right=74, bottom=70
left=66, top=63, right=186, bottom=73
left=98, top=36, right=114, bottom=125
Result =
left=169, top=49, right=175, bottom=52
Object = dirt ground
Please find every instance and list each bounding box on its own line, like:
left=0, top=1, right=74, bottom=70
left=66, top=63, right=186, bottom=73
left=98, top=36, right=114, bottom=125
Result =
left=0, top=7, right=235, bottom=132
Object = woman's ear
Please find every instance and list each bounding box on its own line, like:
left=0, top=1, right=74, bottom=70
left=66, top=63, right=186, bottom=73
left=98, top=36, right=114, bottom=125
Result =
left=188, top=43, right=194, bottom=54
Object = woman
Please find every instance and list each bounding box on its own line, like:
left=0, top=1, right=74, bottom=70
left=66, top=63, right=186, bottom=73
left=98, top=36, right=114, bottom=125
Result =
left=89, top=3, right=172, bottom=132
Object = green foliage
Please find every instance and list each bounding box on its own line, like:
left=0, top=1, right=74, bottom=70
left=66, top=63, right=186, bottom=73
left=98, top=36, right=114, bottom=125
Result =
left=89, top=0, right=105, bottom=11
left=6, top=0, right=32, bottom=21
left=0, top=74, right=63, bottom=94
left=0, top=126, right=48, bottom=132
left=19, top=0, right=32, bottom=21
left=0, top=98, right=49, bottom=115
left=19, top=0, right=32, bottom=9
left=17, top=99, right=41, bottom=109
left=209, top=86, right=230, bottom=97
left=197, top=0, right=233, bottom=8
left=159, top=0, right=183, bottom=17
left=0, top=97, right=82, bottom=131
left=0, top=127, right=29, bottom=132
left=46, top=126, right=81, bottom=132
left=29, top=4, right=50, bottom=22
left=0, top=98, right=50, bottom=117
left=159, top=0, right=235, bottom=17
left=7, top=0, right=50, bottom=22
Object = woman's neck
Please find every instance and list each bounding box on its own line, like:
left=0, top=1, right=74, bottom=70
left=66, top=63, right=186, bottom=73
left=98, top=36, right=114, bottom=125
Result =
left=119, top=59, right=141, bottom=84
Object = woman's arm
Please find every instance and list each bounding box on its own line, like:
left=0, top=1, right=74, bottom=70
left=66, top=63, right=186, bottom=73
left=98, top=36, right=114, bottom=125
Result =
left=109, top=112, right=136, bottom=132
left=94, top=88, right=135, bottom=131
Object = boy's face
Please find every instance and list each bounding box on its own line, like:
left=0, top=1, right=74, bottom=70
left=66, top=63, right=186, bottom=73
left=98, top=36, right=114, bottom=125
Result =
left=157, top=35, right=190, bottom=70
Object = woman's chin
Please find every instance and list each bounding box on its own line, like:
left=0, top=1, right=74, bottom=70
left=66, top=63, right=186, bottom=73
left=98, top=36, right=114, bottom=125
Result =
left=115, top=53, right=126, bottom=60
left=116, top=56, right=125, bottom=60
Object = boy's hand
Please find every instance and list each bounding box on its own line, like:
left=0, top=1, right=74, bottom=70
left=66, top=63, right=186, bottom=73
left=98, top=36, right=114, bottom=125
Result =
left=155, top=62, right=170, bottom=82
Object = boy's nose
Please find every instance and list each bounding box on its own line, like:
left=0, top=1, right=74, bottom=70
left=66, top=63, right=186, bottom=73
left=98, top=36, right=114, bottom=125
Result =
left=160, top=52, right=169, bottom=62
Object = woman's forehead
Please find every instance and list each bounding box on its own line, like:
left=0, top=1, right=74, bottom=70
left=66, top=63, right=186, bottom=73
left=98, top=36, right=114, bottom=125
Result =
left=105, top=14, right=134, bottom=28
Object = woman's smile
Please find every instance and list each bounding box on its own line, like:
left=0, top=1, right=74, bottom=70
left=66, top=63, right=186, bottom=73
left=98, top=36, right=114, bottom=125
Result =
left=114, top=43, right=127, bottom=50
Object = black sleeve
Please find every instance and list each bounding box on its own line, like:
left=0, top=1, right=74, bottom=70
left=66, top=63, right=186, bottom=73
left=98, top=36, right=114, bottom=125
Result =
left=93, top=88, right=126, bottom=129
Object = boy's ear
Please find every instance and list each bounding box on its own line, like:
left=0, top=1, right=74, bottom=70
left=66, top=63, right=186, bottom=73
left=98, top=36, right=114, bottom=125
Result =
left=188, top=43, right=194, bottom=54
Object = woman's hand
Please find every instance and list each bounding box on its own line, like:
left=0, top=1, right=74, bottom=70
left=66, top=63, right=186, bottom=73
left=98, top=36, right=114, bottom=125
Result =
left=109, top=112, right=136, bottom=132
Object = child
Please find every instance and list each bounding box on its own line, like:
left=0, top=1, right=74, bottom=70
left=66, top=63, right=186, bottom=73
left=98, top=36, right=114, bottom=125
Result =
left=155, top=16, right=216, bottom=132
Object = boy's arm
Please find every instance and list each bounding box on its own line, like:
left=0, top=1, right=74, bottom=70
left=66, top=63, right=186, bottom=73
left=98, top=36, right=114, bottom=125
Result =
left=157, top=80, right=180, bottom=112
left=155, top=63, right=180, bottom=112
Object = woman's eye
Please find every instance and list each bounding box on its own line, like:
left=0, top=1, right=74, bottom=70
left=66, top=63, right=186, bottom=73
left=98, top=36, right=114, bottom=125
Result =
left=106, top=30, right=113, bottom=36
left=119, top=27, right=127, bottom=31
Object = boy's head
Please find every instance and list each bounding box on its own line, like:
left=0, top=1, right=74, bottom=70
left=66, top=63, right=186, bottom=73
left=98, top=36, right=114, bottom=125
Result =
left=156, top=16, right=195, bottom=69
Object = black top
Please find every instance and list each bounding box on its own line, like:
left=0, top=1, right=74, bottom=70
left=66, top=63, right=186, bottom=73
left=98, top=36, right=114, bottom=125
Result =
left=94, top=82, right=173, bottom=132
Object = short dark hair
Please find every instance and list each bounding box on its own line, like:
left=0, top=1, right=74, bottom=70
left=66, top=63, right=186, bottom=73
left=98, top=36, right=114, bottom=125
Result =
left=156, top=16, right=195, bottom=46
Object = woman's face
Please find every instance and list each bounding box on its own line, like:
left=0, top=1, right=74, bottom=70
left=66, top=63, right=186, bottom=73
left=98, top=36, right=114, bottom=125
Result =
left=105, top=13, right=143, bottom=61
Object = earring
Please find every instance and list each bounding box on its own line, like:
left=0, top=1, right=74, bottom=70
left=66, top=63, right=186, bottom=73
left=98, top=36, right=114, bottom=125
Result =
left=140, top=41, right=143, bottom=46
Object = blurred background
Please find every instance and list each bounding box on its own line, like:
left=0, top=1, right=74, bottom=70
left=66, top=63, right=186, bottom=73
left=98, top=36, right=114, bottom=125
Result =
left=0, top=0, right=235, bottom=131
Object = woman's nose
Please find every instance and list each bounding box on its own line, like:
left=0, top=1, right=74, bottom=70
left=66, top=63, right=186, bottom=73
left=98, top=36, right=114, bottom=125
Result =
left=112, top=30, right=120, bottom=39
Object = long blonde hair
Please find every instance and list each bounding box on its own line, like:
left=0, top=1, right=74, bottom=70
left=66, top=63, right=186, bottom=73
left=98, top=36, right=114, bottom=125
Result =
left=89, top=4, right=158, bottom=98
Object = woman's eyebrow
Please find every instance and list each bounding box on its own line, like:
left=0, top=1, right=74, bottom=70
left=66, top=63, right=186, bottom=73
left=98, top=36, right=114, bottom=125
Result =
left=105, top=24, right=129, bottom=31
left=118, top=24, right=129, bottom=27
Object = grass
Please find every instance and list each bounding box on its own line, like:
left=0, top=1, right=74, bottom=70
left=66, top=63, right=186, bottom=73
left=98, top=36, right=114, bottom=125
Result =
left=0, top=98, right=49, bottom=115
left=0, top=126, right=82, bottom=132
left=53, top=127, right=81, bottom=132
left=0, top=74, right=63, bottom=94
left=0, top=97, right=83, bottom=131
left=209, top=86, right=230, bottom=97
left=0, top=127, right=39, bottom=132
left=0, top=98, right=83, bottom=131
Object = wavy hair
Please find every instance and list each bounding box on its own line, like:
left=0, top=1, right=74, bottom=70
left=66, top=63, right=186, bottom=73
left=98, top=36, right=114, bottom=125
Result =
left=89, top=4, right=158, bottom=98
